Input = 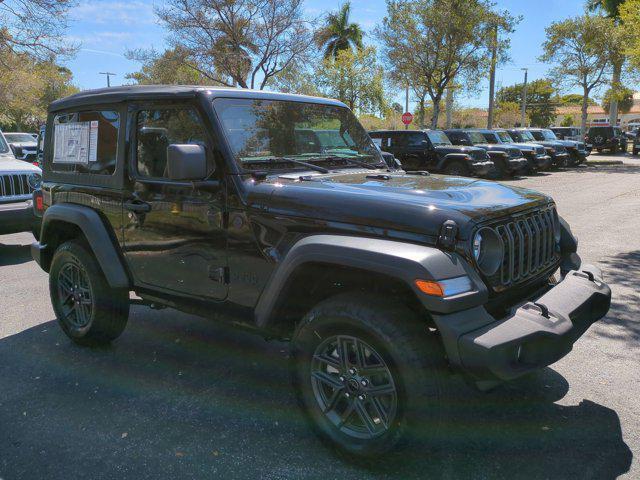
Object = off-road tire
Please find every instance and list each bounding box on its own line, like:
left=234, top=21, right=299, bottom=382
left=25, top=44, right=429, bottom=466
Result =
left=50, top=240, right=129, bottom=346
left=291, top=292, right=449, bottom=458
left=442, top=160, right=470, bottom=177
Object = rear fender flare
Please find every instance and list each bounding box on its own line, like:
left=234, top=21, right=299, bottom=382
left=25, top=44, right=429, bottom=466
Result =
left=39, top=203, right=130, bottom=289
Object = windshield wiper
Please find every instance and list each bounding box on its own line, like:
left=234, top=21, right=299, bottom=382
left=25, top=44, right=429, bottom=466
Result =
left=307, top=155, right=384, bottom=170
left=247, top=157, right=330, bottom=173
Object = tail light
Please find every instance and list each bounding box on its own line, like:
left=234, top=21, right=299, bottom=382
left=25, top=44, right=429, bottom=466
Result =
left=33, top=189, right=44, bottom=217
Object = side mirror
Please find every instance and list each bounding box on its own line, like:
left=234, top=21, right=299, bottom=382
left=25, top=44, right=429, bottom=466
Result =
left=167, top=144, right=207, bottom=181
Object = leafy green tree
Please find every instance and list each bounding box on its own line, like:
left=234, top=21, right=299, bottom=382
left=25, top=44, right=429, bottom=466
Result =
left=497, top=79, right=558, bottom=127
left=269, top=61, right=320, bottom=96
left=620, top=0, right=640, bottom=71
left=602, top=86, right=635, bottom=114
left=560, top=114, right=577, bottom=127
left=315, top=47, right=387, bottom=115
left=0, top=52, right=77, bottom=130
left=155, top=0, right=312, bottom=90
left=377, top=0, right=519, bottom=128
left=314, top=2, right=364, bottom=59
left=588, top=0, right=629, bottom=124
left=560, top=93, right=597, bottom=106
left=540, top=15, right=616, bottom=134
left=126, top=48, right=214, bottom=86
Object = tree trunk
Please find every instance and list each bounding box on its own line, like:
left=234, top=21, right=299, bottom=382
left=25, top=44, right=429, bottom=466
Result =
left=581, top=87, right=590, bottom=135
left=609, top=60, right=623, bottom=126
left=431, top=97, right=441, bottom=129
left=417, top=93, right=426, bottom=128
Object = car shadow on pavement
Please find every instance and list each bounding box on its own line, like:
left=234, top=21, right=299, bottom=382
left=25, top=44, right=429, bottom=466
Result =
left=0, top=308, right=632, bottom=480
left=0, top=243, right=32, bottom=267
left=597, top=250, right=640, bottom=342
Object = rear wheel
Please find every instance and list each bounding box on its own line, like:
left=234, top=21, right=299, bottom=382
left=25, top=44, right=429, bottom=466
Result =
left=442, top=160, right=470, bottom=177
left=291, top=293, right=449, bottom=457
left=50, top=240, right=129, bottom=345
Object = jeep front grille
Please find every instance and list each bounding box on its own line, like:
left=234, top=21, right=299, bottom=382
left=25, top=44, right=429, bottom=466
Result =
left=485, top=207, right=560, bottom=288
left=0, top=174, right=34, bottom=200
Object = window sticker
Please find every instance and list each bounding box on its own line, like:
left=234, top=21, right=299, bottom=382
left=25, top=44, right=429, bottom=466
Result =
left=53, top=122, right=92, bottom=164
left=89, top=121, right=99, bottom=162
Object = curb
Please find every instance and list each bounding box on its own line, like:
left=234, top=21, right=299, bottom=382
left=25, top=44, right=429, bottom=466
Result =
left=586, top=160, right=625, bottom=166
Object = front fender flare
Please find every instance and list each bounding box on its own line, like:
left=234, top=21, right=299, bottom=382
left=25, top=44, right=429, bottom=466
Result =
left=254, top=235, right=488, bottom=328
left=437, top=153, right=470, bottom=170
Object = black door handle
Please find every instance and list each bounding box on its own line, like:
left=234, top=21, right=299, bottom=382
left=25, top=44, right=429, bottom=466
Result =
left=124, top=200, right=151, bottom=214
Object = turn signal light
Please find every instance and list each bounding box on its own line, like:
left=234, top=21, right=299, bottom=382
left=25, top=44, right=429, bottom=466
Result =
left=414, top=280, right=445, bottom=297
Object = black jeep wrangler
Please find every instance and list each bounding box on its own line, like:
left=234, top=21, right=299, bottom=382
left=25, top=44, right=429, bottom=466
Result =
left=586, top=126, right=628, bottom=154
left=479, top=129, right=552, bottom=173
left=32, top=86, right=611, bottom=457
left=508, top=129, right=571, bottom=168
left=368, top=129, right=494, bottom=177
left=444, top=128, right=528, bottom=178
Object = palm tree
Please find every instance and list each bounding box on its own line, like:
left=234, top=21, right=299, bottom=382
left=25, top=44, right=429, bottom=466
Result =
left=314, top=2, right=364, bottom=59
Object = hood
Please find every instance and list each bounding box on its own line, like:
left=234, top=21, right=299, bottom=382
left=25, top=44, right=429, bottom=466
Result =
left=9, top=142, right=37, bottom=148
left=434, top=145, right=484, bottom=155
left=560, top=140, right=585, bottom=149
left=246, top=170, right=552, bottom=240
left=0, top=154, right=42, bottom=174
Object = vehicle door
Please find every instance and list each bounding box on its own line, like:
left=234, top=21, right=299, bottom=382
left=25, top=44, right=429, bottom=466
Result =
left=398, top=132, right=427, bottom=170
left=122, top=102, right=228, bottom=300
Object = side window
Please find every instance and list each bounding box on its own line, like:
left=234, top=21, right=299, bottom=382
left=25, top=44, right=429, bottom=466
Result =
left=406, top=133, right=426, bottom=147
left=136, top=107, right=211, bottom=179
left=446, top=132, right=461, bottom=144
left=52, top=110, right=119, bottom=175
left=390, top=133, right=406, bottom=148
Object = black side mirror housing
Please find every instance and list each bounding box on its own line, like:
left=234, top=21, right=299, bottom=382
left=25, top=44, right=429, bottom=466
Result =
left=167, top=144, right=207, bottom=181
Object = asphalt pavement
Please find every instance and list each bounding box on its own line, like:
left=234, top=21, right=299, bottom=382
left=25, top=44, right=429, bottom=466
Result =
left=0, top=153, right=638, bottom=479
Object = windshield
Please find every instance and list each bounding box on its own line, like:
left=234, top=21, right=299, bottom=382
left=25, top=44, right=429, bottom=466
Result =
left=482, top=132, right=500, bottom=144
left=496, top=131, right=514, bottom=143
left=426, top=130, right=452, bottom=146
left=541, top=129, right=558, bottom=140
left=519, top=130, right=535, bottom=141
left=4, top=133, right=36, bottom=143
left=0, top=132, right=8, bottom=154
left=467, top=131, right=487, bottom=144
left=212, top=98, right=384, bottom=169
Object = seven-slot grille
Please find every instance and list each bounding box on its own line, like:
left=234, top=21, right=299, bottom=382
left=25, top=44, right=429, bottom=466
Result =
left=0, top=174, right=33, bottom=199
left=485, top=207, right=560, bottom=288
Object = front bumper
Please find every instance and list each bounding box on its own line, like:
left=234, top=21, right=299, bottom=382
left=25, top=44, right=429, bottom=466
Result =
left=0, top=200, right=39, bottom=235
left=534, top=154, right=552, bottom=170
left=433, top=264, right=611, bottom=384
left=470, top=160, right=494, bottom=177
left=506, top=157, right=529, bottom=174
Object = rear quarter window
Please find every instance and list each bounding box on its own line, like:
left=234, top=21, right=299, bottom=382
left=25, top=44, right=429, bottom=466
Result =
left=51, top=110, right=119, bottom=175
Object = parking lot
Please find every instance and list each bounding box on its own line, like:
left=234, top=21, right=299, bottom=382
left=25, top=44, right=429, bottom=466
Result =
left=0, top=154, right=638, bottom=480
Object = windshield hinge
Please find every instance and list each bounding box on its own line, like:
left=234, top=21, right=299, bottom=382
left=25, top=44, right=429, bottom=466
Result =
left=438, top=220, right=459, bottom=250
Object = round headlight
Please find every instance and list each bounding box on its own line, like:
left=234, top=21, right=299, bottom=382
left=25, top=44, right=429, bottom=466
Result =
left=472, top=228, right=504, bottom=276
left=27, top=173, right=42, bottom=190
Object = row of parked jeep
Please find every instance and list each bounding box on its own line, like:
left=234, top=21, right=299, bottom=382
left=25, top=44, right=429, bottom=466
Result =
left=370, top=127, right=592, bottom=179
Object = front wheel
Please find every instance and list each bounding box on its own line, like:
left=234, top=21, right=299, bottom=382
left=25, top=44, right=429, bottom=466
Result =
left=50, top=240, right=129, bottom=345
left=291, top=293, right=449, bottom=457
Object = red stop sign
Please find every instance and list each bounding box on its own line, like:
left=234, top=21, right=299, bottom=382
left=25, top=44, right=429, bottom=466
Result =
left=402, top=112, right=413, bottom=125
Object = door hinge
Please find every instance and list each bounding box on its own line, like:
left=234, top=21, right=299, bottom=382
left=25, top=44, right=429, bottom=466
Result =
left=209, top=266, right=230, bottom=284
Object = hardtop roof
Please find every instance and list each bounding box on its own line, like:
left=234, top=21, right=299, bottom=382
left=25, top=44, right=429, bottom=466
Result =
left=49, top=85, right=347, bottom=112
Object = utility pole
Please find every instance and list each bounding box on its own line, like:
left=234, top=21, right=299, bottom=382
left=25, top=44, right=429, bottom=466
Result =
left=486, top=25, right=498, bottom=129
left=520, top=68, right=528, bottom=128
left=99, top=72, right=116, bottom=87
left=405, top=85, right=410, bottom=130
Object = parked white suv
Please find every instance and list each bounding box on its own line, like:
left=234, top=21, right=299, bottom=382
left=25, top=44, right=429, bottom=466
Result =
left=0, top=129, right=42, bottom=237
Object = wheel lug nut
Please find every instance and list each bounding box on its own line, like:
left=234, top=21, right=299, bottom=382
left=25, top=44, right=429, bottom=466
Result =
left=339, top=376, right=345, bottom=382
left=358, top=395, right=365, bottom=401
left=344, top=392, right=350, bottom=398
left=361, top=379, right=368, bottom=387
left=348, top=368, right=356, bottom=375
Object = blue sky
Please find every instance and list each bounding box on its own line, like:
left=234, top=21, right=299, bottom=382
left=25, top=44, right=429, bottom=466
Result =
left=66, top=0, right=602, bottom=109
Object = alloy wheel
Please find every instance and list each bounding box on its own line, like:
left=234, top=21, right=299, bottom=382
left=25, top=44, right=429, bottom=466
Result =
left=310, top=335, right=398, bottom=440
left=57, top=261, right=93, bottom=329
